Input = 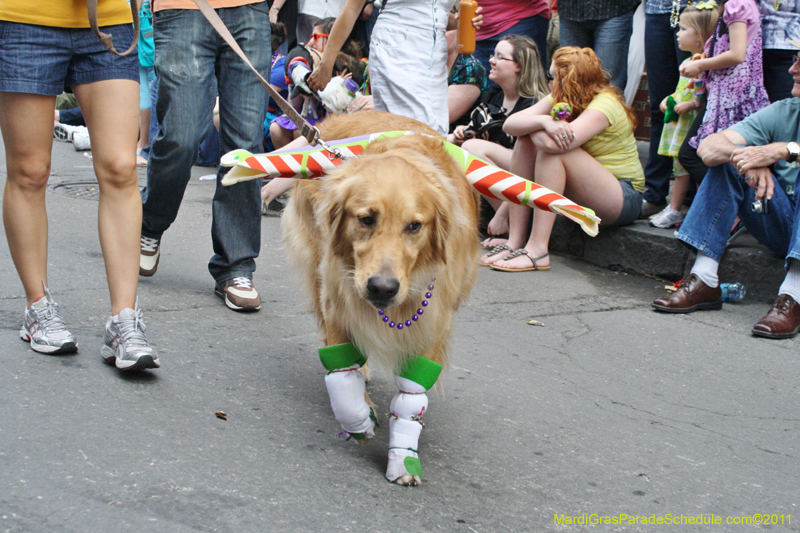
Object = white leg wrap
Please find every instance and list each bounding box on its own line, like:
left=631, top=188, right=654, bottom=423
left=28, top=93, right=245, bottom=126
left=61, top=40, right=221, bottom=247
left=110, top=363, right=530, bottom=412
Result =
left=386, top=376, right=428, bottom=483
left=324, top=365, right=375, bottom=440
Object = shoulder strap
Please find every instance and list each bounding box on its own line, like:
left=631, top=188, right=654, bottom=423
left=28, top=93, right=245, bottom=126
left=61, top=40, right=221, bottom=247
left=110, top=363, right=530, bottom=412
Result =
left=86, top=0, right=140, bottom=57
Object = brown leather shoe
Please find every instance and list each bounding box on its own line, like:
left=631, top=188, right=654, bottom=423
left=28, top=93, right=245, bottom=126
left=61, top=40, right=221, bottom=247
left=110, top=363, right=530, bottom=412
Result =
left=652, top=273, right=722, bottom=313
left=752, top=294, right=800, bottom=339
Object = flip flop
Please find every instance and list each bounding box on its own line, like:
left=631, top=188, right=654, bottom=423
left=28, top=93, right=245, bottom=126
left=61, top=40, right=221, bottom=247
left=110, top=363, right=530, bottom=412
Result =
left=480, top=243, right=513, bottom=266
left=136, top=154, right=148, bottom=167
left=490, top=249, right=550, bottom=272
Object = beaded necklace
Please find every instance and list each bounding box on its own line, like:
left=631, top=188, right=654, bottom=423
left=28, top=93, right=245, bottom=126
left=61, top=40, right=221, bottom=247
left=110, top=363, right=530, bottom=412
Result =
left=377, top=277, right=435, bottom=330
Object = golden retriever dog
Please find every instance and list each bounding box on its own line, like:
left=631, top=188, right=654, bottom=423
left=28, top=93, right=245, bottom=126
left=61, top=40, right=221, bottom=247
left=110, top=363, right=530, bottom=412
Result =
left=281, top=111, right=480, bottom=485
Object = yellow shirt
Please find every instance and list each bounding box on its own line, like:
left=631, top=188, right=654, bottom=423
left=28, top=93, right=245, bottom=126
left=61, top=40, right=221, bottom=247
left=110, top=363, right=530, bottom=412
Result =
left=0, top=0, right=132, bottom=28
left=581, top=91, right=645, bottom=192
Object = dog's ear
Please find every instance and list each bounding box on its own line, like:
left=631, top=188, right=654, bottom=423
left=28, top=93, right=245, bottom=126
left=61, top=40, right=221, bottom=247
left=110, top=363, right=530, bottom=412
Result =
left=320, top=175, right=353, bottom=259
left=427, top=183, right=451, bottom=265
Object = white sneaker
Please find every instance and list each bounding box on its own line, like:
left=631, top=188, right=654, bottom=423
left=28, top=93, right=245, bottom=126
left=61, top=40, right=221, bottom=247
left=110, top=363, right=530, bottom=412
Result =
left=54, top=123, right=87, bottom=143
left=72, top=131, right=91, bottom=151
left=650, top=207, right=685, bottom=229
left=101, top=304, right=159, bottom=371
left=20, top=283, right=78, bottom=354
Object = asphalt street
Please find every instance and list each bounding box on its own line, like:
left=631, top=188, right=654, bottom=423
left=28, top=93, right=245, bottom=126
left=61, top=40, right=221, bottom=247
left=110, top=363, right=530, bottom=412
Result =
left=1, top=139, right=799, bottom=533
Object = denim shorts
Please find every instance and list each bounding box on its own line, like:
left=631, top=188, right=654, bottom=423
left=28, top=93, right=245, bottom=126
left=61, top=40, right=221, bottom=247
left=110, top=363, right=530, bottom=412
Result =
left=606, top=179, right=643, bottom=227
left=0, top=21, right=138, bottom=96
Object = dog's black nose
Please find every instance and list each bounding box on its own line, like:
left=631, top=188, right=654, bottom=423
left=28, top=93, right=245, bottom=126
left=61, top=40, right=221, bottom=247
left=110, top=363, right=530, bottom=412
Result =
left=366, top=276, right=400, bottom=305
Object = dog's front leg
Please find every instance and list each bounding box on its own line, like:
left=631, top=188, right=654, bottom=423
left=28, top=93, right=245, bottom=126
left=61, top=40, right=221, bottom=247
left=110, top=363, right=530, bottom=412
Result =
left=319, top=342, right=377, bottom=443
left=386, top=355, right=442, bottom=486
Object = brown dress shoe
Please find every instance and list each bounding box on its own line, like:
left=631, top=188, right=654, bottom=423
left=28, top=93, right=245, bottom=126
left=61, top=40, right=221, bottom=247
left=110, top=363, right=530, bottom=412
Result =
left=752, top=294, right=800, bottom=339
left=652, top=273, right=722, bottom=313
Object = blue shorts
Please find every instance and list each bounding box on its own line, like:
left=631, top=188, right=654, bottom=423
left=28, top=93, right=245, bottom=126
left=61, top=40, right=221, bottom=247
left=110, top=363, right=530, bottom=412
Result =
left=0, top=21, right=138, bottom=96
left=607, top=179, right=643, bottom=227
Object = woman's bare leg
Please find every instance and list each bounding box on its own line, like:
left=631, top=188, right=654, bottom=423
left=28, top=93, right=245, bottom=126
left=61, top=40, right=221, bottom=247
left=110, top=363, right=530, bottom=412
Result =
left=0, top=93, right=56, bottom=305
left=480, top=137, right=535, bottom=264
left=73, top=80, right=141, bottom=315
left=493, top=140, right=624, bottom=271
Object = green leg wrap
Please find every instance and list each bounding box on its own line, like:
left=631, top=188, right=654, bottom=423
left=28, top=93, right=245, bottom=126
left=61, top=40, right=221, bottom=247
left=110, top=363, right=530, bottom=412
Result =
left=399, top=354, right=442, bottom=390
left=319, top=342, right=367, bottom=371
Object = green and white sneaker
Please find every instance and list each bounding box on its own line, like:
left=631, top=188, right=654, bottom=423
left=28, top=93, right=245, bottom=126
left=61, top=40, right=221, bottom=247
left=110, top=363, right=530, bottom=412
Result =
left=101, top=304, right=159, bottom=371
left=20, top=284, right=78, bottom=355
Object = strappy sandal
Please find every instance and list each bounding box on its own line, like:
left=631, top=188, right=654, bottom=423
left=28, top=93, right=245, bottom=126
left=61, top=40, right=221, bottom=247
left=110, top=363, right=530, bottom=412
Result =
left=490, top=249, right=550, bottom=272
left=479, top=243, right=513, bottom=266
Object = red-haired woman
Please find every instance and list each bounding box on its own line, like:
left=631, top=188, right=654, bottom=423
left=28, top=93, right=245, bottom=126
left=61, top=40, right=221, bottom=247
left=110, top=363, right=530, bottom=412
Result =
left=484, top=46, right=644, bottom=272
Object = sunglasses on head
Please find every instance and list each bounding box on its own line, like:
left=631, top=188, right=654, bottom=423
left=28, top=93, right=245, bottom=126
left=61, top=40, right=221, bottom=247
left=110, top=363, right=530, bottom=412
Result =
left=310, top=32, right=329, bottom=41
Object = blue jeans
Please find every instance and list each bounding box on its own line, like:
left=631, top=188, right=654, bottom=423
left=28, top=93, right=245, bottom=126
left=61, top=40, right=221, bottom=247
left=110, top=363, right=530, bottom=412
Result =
left=141, top=5, right=270, bottom=284
left=474, top=15, right=550, bottom=76
left=558, top=10, right=634, bottom=90
left=677, top=163, right=800, bottom=265
left=642, top=13, right=690, bottom=206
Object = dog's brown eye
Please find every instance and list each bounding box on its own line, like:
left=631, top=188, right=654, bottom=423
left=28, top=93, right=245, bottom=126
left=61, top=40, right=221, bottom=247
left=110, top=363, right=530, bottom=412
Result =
left=407, top=221, right=422, bottom=234
left=359, top=215, right=375, bottom=227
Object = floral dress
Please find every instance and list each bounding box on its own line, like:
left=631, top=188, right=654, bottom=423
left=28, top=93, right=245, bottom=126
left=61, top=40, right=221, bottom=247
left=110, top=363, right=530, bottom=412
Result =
left=688, top=0, right=770, bottom=148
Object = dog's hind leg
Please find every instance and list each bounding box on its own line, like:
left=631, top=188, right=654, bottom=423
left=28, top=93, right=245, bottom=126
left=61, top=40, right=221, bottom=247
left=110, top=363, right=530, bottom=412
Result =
left=386, top=355, right=443, bottom=486
left=319, top=343, right=377, bottom=444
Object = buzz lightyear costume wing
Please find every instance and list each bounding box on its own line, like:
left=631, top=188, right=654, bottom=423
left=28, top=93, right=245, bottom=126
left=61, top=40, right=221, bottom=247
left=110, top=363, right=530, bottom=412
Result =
left=220, top=131, right=601, bottom=236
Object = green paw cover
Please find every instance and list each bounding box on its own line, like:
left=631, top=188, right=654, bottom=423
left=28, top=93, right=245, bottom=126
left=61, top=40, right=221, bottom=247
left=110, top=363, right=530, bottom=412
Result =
left=399, top=355, right=443, bottom=390
left=319, top=342, right=367, bottom=372
left=404, top=457, right=422, bottom=478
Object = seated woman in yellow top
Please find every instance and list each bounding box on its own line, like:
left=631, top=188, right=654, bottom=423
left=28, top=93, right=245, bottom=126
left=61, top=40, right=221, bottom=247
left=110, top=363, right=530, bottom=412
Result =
left=482, top=46, right=644, bottom=272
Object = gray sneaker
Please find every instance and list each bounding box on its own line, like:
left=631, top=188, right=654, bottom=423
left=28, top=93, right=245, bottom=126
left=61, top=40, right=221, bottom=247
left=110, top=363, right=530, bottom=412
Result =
left=101, top=305, right=159, bottom=370
left=20, top=284, right=78, bottom=354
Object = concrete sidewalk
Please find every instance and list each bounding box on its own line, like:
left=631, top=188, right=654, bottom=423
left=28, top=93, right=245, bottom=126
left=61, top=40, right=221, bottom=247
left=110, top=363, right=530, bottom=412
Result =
left=546, top=140, right=786, bottom=303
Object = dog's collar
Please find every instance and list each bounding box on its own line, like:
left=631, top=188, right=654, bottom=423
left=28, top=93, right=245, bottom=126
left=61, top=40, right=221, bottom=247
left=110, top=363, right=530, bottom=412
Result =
left=377, top=277, right=435, bottom=331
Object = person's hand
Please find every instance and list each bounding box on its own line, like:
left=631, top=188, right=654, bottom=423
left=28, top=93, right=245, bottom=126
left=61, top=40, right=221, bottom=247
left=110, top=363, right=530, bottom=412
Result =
left=659, top=96, right=668, bottom=114
left=731, top=144, right=784, bottom=176
left=543, top=116, right=574, bottom=150
left=679, top=59, right=704, bottom=79
left=269, top=8, right=279, bottom=24
left=674, top=101, right=695, bottom=115
left=308, top=61, right=334, bottom=93
left=261, top=177, right=295, bottom=205
left=742, top=166, right=775, bottom=201
left=347, top=95, right=374, bottom=113
left=450, top=125, right=473, bottom=143
left=472, top=6, right=483, bottom=29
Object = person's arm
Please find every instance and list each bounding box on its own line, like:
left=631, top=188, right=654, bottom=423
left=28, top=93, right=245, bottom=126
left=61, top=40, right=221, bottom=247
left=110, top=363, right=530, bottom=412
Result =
left=696, top=130, right=748, bottom=167
left=269, top=0, right=287, bottom=24
left=680, top=22, right=747, bottom=78
left=531, top=108, right=609, bottom=154
left=307, top=0, right=367, bottom=92
left=448, top=84, right=481, bottom=124
left=502, top=97, right=555, bottom=136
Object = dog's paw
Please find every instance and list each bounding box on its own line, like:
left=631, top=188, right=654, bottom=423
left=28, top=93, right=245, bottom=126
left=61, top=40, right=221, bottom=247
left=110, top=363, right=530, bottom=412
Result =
left=386, top=450, right=422, bottom=485
left=393, top=474, right=421, bottom=486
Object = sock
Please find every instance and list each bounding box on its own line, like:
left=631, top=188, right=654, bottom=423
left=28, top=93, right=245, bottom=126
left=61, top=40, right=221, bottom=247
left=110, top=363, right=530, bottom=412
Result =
left=319, top=343, right=375, bottom=441
left=690, top=251, right=719, bottom=288
left=779, top=259, right=800, bottom=303
left=385, top=355, right=442, bottom=484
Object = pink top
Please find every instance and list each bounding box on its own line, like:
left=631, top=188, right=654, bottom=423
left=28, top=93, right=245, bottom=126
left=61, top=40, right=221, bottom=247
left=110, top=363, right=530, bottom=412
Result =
left=475, top=0, right=550, bottom=41
left=723, top=0, right=761, bottom=47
